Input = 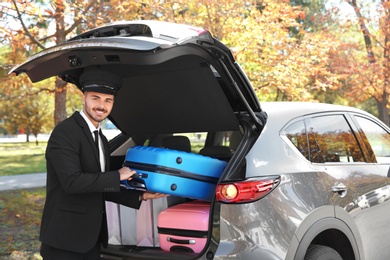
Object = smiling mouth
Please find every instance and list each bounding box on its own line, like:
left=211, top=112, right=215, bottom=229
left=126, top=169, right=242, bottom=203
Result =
left=94, top=109, right=106, bottom=114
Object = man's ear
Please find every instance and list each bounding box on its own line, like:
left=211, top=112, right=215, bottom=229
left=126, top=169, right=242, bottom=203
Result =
left=82, top=92, right=86, bottom=105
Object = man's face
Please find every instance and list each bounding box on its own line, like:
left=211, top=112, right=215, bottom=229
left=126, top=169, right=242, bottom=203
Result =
left=82, top=91, right=114, bottom=127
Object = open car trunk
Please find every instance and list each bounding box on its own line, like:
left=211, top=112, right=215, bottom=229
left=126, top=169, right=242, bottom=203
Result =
left=9, top=21, right=266, bottom=259
left=103, top=129, right=245, bottom=260
left=100, top=57, right=261, bottom=258
left=103, top=121, right=262, bottom=260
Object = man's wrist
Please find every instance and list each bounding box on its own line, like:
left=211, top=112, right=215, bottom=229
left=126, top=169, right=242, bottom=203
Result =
left=139, top=193, right=147, bottom=201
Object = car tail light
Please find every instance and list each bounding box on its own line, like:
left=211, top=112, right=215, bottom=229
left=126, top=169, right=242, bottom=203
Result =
left=216, top=176, right=280, bottom=203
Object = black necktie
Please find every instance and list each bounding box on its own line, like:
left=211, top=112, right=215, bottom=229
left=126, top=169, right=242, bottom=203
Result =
left=93, top=130, right=99, bottom=156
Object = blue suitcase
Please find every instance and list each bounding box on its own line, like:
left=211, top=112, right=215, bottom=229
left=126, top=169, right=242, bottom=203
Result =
left=122, top=146, right=227, bottom=201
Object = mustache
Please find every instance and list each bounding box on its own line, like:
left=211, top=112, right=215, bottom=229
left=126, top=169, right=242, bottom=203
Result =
left=94, top=107, right=107, bottom=113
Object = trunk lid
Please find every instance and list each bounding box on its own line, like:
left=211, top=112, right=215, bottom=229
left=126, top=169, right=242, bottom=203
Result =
left=10, top=20, right=262, bottom=135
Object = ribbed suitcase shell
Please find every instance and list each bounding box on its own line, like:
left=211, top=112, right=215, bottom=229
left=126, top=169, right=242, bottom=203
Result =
left=157, top=201, right=210, bottom=253
left=123, top=146, right=227, bottom=201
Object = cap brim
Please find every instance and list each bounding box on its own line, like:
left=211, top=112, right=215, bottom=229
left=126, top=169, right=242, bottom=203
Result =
left=82, top=84, right=117, bottom=95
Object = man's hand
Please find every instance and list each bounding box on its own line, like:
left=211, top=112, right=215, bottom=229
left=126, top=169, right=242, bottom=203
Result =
left=118, top=166, right=138, bottom=181
left=142, top=192, right=169, bottom=201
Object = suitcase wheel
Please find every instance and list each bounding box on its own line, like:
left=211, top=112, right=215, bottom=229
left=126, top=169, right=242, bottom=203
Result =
left=170, top=245, right=194, bottom=253
left=170, top=183, right=177, bottom=191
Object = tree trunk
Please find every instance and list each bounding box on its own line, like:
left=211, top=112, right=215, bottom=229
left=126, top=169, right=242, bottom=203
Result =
left=54, top=0, right=67, bottom=126
left=25, top=129, right=30, bottom=142
left=377, top=96, right=390, bottom=126
left=381, top=1, right=390, bottom=126
left=348, top=0, right=376, bottom=63
left=350, top=0, right=390, bottom=125
left=54, top=78, right=67, bottom=125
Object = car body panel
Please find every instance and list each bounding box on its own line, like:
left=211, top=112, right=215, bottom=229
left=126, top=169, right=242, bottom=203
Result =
left=10, top=21, right=390, bottom=260
left=233, top=102, right=390, bottom=259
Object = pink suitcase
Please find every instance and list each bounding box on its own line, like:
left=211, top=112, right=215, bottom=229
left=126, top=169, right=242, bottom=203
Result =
left=157, top=201, right=210, bottom=253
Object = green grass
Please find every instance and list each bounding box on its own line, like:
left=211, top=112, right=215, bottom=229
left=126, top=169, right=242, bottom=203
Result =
left=0, top=140, right=206, bottom=177
left=0, top=142, right=47, bottom=176
left=0, top=139, right=207, bottom=258
left=0, top=187, right=45, bottom=258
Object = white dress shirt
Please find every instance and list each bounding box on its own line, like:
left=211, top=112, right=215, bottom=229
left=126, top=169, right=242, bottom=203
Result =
left=80, top=111, right=105, bottom=171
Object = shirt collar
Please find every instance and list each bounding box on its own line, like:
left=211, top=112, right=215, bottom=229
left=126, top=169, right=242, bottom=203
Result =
left=80, top=111, right=100, bottom=133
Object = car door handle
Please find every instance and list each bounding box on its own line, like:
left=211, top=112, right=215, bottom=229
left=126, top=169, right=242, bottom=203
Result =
left=331, top=183, right=347, bottom=197
left=331, top=183, right=347, bottom=192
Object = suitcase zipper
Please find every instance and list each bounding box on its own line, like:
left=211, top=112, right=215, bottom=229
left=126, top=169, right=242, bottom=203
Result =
left=124, top=161, right=220, bottom=184
left=167, top=237, right=196, bottom=245
left=158, top=227, right=208, bottom=238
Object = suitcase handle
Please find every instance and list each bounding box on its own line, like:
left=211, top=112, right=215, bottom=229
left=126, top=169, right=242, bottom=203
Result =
left=167, top=237, right=196, bottom=245
left=120, top=178, right=146, bottom=191
left=132, top=173, right=148, bottom=178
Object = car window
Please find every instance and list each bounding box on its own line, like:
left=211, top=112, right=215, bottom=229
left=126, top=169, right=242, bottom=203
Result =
left=175, top=132, right=206, bottom=153
left=285, top=121, right=310, bottom=160
left=354, top=116, right=390, bottom=163
left=308, top=115, right=365, bottom=163
left=102, top=119, right=122, bottom=141
left=141, top=132, right=235, bottom=162
left=142, top=132, right=208, bottom=153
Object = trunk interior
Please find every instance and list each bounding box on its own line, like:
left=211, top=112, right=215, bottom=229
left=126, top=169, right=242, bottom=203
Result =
left=103, top=127, right=246, bottom=259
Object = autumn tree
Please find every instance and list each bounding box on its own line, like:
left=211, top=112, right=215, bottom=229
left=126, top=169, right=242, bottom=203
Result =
left=1, top=0, right=124, bottom=127
left=111, top=0, right=341, bottom=102
left=1, top=0, right=359, bottom=130
left=218, top=1, right=340, bottom=101
left=0, top=26, right=54, bottom=142
left=0, top=78, right=53, bottom=144
left=323, top=0, right=390, bottom=125
left=352, top=0, right=390, bottom=125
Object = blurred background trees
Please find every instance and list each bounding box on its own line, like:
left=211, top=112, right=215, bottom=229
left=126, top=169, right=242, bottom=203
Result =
left=0, top=0, right=389, bottom=138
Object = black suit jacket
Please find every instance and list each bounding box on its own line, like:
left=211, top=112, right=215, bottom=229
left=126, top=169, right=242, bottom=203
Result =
left=40, top=111, right=143, bottom=253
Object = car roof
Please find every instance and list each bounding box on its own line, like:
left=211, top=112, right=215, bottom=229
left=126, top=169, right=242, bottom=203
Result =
left=68, top=20, right=213, bottom=45
left=262, top=101, right=367, bottom=115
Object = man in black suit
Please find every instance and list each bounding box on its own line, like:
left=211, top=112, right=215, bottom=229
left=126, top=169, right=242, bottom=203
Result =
left=40, top=67, right=165, bottom=259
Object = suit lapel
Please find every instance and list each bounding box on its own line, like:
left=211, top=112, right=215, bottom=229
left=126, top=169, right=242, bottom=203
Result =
left=72, top=112, right=100, bottom=165
left=99, top=130, right=110, bottom=171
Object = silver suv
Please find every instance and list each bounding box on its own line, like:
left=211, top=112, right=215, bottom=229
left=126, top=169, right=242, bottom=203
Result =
left=11, top=20, right=390, bottom=260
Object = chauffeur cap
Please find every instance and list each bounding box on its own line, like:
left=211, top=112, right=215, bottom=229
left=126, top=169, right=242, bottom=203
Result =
left=79, top=68, right=122, bottom=96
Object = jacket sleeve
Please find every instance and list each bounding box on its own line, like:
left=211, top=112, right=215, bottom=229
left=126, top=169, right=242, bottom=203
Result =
left=105, top=188, right=144, bottom=209
left=46, top=116, right=121, bottom=194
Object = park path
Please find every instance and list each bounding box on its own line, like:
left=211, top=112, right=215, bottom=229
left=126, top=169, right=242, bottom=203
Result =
left=0, top=173, right=46, bottom=191
left=0, top=134, right=48, bottom=191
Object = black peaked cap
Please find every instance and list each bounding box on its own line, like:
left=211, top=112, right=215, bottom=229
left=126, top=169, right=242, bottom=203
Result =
left=79, top=68, right=122, bottom=95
